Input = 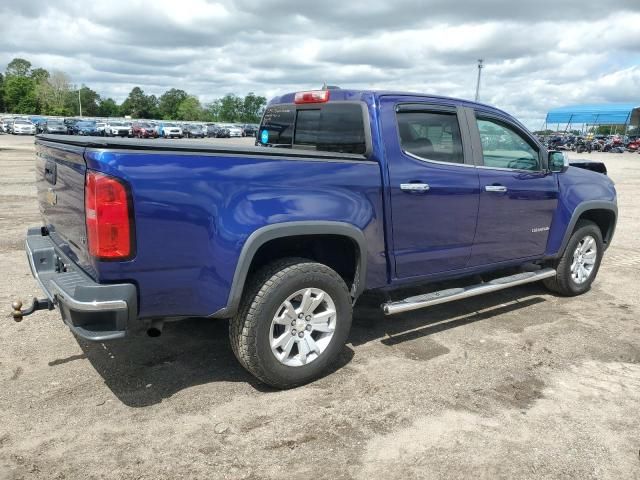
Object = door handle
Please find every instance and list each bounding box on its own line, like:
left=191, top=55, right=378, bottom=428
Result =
left=485, top=185, right=507, bottom=193
left=400, top=183, right=430, bottom=192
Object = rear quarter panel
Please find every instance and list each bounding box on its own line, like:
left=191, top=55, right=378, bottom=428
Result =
left=84, top=149, right=386, bottom=319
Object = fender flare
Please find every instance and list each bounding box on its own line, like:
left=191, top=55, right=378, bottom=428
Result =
left=210, top=221, right=368, bottom=318
left=557, top=200, right=617, bottom=256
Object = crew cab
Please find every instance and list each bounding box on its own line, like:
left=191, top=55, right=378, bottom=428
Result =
left=13, top=89, right=617, bottom=389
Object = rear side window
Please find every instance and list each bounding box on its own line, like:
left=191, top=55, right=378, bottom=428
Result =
left=397, top=111, right=464, bottom=164
left=260, top=105, right=295, bottom=146
left=259, top=103, right=367, bottom=155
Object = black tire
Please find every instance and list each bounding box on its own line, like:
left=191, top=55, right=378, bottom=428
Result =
left=229, top=258, right=352, bottom=389
left=543, top=220, right=604, bottom=296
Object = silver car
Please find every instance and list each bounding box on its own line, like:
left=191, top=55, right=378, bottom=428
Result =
left=12, top=120, right=36, bottom=135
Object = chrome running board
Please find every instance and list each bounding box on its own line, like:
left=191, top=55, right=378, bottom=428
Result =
left=382, top=268, right=556, bottom=315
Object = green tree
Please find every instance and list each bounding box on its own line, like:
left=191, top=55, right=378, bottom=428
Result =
left=3, top=75, right=38, bottom=113
left=30, top=67, right=49, bottom=83
left=218, top=94, right=243, bottom=122
left=36, top=70, right=73, bottom=116
left=159, top=88, right=188, bottom=119
left=6, top=58, right=32, bottom=77
left=74, top=85, right=101, bottom=116
left=240, top=92, right=267, bottom=123
left=176, top=95, right=204, bottom=120
left=97, top=98, right=120, bottom=117
left=204, top=99, right=221, bottom=121
left=120, top=87, right=159, bottom=118
left=0, top=73, right=5, bottom=112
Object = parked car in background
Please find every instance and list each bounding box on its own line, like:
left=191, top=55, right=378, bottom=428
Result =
left=0, top=118, right=13, bottom=133
left=132, top=122, right=158, bottom=138
left=95, top=122, right=106, bottom=136
left=63, top=118, right=79, bottom=134
left=30, top=117, right=46, bottom=131
left=159, top=122, right=183, bottom=138
left=243, top=124, right=259, bottom=137
left=183, top=124, right=205, bottom=138
left=206, top=124, right=230, bottom=138
left=40, top=119, right=68, bottom=135
left=70, top=120, right=100, bottom=136
left=106, top=121, right=131, bottom=137
left=11, top=120, right=36, bottom=135
left=224, top=124, right=243, bottom=137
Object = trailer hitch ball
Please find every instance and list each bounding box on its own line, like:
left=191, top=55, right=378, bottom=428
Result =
left=10, top=298, right=54, bottom=322
left=12, top=300, right=24, bottom=322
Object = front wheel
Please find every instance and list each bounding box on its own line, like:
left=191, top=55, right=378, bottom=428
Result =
left=229, top=258, right=352, bottom=389
left=543, top=220, right=604, bottom=296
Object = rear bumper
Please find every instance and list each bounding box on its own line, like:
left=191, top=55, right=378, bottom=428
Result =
left=25, top=227, right=137, bottom=341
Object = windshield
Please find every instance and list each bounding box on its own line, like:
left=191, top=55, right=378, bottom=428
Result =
left=164, top=123, right=177, bottom=127
left=110, top=122, right=124, bottom=126
left=77, top=121, right=96, bottom=127
left=48, top=121, right=64, bottom=126
left=15, top=121, right=31, bottom=125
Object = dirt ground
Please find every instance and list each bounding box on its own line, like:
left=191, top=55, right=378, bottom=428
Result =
left=0, top=133, right=639, bottom=480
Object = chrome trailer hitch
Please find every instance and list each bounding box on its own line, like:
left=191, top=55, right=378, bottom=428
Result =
left=11, top=298, right=54, bottom=322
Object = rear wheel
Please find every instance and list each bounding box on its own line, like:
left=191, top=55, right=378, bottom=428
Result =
left=229, top=258, right=352, bottom=389
left=543, top=220, right=603, bottom=296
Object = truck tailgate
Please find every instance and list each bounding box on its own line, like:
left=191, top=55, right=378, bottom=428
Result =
left=35, top=139, right=92, bottom=275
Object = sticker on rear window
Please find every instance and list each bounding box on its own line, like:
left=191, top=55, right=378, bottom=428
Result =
left=260, top=129, right=269, bottom=144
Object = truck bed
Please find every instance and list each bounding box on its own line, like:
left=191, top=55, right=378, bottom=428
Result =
left=34, top=134, right=386, bottom=322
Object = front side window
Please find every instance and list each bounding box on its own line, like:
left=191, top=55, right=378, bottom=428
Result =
left=476, top=118, right=539, bottom=171
left=396, top=111, right=464, bottom=164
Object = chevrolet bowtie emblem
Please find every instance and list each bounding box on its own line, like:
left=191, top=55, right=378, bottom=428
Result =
left=46, top=189, right=57, bottom=206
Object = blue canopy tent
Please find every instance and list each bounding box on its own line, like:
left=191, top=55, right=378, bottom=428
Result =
left=545, top=103, right=640, bottom=133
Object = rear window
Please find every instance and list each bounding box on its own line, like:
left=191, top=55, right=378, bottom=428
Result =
left=259, top=103, right=367, bottom=155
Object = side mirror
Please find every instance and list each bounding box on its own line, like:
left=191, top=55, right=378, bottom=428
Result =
left=549, top=151, right=569, bottom=173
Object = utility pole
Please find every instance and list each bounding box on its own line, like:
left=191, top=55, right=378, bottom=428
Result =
left=474, top=59, right=484, bottom=102
left=78, top=87, right=83, bottom=117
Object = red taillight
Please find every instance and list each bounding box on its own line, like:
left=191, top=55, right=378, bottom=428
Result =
left=85, top=171, right=134, bottom=260
left=294, top=90, right=330, bottom=104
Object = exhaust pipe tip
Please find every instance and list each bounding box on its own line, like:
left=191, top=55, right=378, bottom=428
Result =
left=147, top=319, right=164, bottom=338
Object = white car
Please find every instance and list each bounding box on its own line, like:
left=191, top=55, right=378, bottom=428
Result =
left=106, top=121, right=131, bottom=137
left=96, top=122, right=106, bottom=136
left=224, top=124, right=243, bottom=137
left=161, top=123, right=183, bottom=139
left=1, top=118, right=13, bottom=133
left=12, top=120, right=36, bottom=135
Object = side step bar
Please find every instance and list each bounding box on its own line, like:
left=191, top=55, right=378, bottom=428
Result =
left=382, top=268, right=556, bottom=315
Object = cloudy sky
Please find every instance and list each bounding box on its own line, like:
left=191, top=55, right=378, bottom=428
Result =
left=1, top=0, right=639, bottom=128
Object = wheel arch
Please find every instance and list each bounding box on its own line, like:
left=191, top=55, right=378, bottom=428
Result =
left=557, top=201, right=617, bottom=256
left=211, top=221, right=368, bottom=318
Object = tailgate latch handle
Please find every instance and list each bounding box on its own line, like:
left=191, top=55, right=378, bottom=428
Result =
left=44, top=160, right=57, bottom=184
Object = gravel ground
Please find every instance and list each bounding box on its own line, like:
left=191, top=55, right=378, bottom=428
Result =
left=0, top=134, right=639, bottom=480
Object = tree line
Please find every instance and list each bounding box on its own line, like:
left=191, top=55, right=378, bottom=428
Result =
left=0, top=57, right=267, bottom=123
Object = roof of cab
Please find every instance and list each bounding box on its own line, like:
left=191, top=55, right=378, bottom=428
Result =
left=267, top=89, right=523, bottom=131
left=271, top=89, right=503, bottom=111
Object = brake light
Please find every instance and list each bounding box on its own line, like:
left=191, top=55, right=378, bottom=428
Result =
left=85, top=171, right=134, bottom=260
left=294, top=90, right=330, bottom=104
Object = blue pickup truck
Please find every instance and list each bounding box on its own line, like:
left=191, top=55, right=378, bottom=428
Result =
left=12, top=89, right=617, bottom=388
